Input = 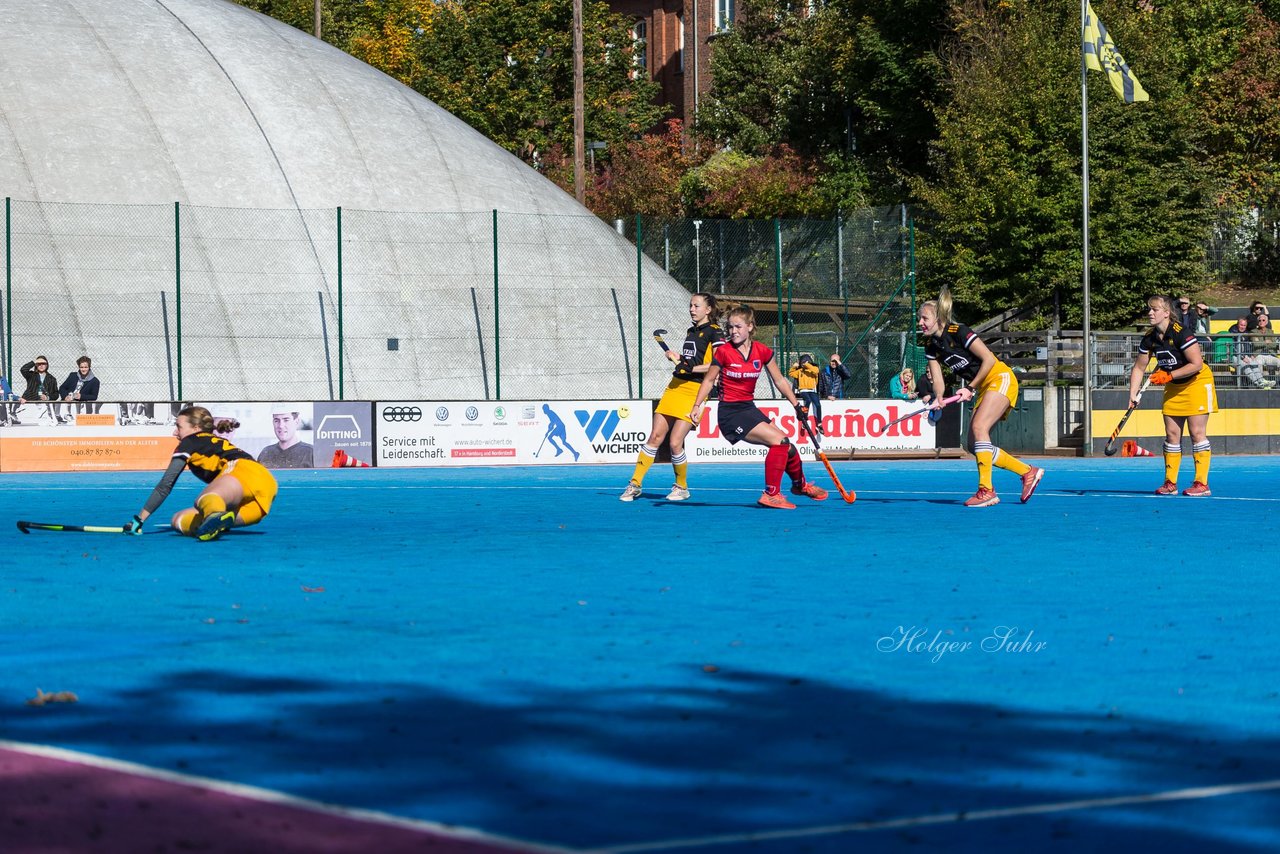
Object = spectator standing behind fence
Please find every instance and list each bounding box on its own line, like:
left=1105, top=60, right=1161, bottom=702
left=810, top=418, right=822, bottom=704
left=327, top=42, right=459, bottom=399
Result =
left=819, top=353, right=851, bottom=400
left=789, top=353, right=823, bottom=434
left=889, top=367, right=918, bottom=400
left=59, top=356, right=100, bottom=414
left=257, top=407, right=314, bottom=469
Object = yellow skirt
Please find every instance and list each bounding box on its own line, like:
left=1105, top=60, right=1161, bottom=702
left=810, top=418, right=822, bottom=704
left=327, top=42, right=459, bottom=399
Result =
left=1162, top=365, right=1217, bottom=417
left=654, top=377, right=701, bottom=422
left=974, top=362, right=1019, bottom=415
left=222, top=458, right=279, bottom=517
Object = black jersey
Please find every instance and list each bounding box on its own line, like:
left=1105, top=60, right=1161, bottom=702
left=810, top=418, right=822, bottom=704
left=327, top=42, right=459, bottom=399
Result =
left=672, top=322, right=724, bottom=383
left=925, top=322, right=983, bottom=383
left=1139, top=321, right=1199, bottom=382
left=174, top=431, right=253, bottom=484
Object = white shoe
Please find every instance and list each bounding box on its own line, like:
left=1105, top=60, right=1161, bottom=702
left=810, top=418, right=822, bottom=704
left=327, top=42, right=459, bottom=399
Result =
left=666, top=485, right=690, bottom=501
left=619, top=483, right=643, bottom=502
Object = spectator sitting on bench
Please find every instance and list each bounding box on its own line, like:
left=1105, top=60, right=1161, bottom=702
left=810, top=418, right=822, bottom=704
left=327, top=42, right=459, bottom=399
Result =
left=59, top=355, right=100, bottom=420
left=1242, top=312, right=1279, bottom=389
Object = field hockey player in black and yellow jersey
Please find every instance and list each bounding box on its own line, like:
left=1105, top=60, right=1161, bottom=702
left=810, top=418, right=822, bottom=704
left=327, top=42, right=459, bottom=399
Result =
left=1129, top=294, right=1218, bottom=496
left=919, top=289, right=1045, bottom=508
left=124, top=405, right=279, bottom=540
left=620, top=293, right=724, bottom=502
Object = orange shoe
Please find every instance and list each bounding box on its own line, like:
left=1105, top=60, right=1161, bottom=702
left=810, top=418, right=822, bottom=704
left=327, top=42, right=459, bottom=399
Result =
left=963, top=486, right=1000, bottom=507
left=1155, top=480, right=1178, bottom=495
left=1182, top=481, right=1211, bottom=497
left=1019, top=467, right=1044, bottom=503
left=790, top=481, right=828, bottom=501
left=757, top=491, right=796, bottom=509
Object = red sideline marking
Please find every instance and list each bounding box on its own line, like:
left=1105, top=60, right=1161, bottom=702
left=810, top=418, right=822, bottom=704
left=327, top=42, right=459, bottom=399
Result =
left=1, top=742, right=569, bottom=853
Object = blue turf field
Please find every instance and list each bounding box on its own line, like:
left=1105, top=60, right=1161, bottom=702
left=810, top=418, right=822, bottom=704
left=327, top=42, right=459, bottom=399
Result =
left=2, top=457, right=1279, bottom=852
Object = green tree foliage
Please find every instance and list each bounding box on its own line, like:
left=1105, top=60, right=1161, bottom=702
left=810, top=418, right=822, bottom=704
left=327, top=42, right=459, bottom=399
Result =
left=234, top=0, right=663, bottom=171
left=403, top=0, right=664, bottom=167
left=682, top=146, right=823, bottom=218
left=700, top=0, right=948, bottom=202
left=914, top=1, right=1217, bottom=328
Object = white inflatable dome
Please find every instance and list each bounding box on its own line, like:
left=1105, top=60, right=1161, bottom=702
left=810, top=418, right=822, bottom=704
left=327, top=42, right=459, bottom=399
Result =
left=0, top=0, right=685, bottom=401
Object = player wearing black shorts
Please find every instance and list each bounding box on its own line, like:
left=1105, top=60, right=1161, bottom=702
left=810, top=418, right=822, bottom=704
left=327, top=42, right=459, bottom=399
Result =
left=689, top=304, right=827, bottom=509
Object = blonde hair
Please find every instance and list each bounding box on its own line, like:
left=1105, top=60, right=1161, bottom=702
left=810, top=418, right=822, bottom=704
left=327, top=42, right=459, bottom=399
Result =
left=900, top=367, right=916, bottom=393
left=919, top=288, right=956, bottom=329
left=178, top=405, right=239, bottom=436
left=1147, top=295, right=1177, bottom=333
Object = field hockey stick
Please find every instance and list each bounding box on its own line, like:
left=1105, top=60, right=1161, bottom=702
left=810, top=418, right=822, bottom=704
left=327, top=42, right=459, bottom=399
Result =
left=17, top=520, right=128, bottom=534
left=1103, top=372, right=1155, bottom=457
left=794, top=407, right=856, bottom=503
left=884, top=393, right=963, bottom=430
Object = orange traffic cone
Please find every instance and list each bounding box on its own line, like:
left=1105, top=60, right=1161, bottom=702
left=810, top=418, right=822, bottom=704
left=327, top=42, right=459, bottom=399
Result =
left=331, top=449, right=372, bottom=468
left=1121, top=440, right=1135, bottom=457
left=1133, top=443, right=1154, bottom=457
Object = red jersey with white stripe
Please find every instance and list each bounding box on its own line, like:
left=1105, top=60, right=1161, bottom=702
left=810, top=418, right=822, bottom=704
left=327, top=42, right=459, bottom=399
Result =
left=713, top=340, right=773, bottom=402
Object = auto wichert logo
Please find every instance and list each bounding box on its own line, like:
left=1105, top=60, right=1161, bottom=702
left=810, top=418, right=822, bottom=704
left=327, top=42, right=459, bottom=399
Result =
left=572, top=408, right=646, bottom=455
left=381, top=406, right=422, bottom=422
left=575, top=409, right=621, bottom=441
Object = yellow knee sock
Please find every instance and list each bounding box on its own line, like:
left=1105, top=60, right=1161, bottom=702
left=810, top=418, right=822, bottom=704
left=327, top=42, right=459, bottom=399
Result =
left=629, top=445, right=658, bottom=486
left=1163, top=442, right=1182, bottom=483
left=196, top=493, right=227, bottom=518
left=671, top=451, right=688, bottom=489
left=1192, top=441, right=1211, bottom=485
left=991, top=446, right=1031, bottom=477
left=173, top=508, right=201, bottom=536
left=974, top=441, right=994, bottom=490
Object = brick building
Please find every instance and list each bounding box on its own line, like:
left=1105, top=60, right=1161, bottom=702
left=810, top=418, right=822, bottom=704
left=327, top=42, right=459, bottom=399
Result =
left=606, top=0, right=736, bottom=130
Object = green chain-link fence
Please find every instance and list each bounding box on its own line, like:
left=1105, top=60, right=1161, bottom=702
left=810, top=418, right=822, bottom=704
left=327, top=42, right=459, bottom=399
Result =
left=1, top=199, right=918, bottom=401
left=631, top=207, right=919, bottom=398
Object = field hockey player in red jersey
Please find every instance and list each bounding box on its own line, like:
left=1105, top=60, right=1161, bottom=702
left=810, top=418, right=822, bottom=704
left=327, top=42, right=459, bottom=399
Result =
left=620, top=292, right=724, bottom=502
left=688, top=304, right=828, bottom=509
left=919, top=289, right=1044, bottom=507
left=125, top=405, right=279, bottom=540
left=1129, top=294, right=1217, bottom=496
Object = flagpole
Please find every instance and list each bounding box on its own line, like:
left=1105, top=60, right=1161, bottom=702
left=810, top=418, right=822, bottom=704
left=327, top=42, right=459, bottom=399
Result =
left=1081, top=0, right=1094, bottom=456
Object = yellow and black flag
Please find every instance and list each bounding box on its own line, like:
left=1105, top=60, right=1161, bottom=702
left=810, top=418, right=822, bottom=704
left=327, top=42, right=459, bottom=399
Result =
left=1083, top=2, right=1149, bottom=103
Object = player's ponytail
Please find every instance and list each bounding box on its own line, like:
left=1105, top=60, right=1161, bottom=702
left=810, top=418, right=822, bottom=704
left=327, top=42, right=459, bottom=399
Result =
left=694, top=292, right=720, bottom=325
left=935, top=287, right=956, bottom=328
left=178, top=405, right=239, bottom=435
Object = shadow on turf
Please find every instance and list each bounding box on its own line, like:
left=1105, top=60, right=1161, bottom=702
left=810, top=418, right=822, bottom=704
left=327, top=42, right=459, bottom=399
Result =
left=2, top=669, right=1275, bottom=853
